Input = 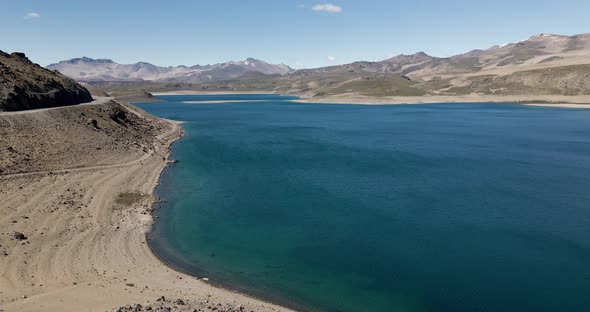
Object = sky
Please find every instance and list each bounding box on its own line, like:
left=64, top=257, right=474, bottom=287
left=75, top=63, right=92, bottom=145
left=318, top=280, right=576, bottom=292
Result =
left=1, top=0, right=589, bottom=68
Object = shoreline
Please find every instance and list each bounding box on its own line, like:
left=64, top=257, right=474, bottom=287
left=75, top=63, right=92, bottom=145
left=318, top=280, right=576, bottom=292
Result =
left=148, top=91, right=590, bottom=108
left=182, top=100, right=272, bottom=104
left=150, top=90, right=279, bottom=96
left=293, top=94, right=590, bottom=107
left=146, top=121, right=311, bottom=312
left=0, top=102, right=296, bottom=312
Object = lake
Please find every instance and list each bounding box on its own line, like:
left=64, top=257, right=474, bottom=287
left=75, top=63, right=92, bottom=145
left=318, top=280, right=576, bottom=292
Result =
left=137, top=94, right=590, bottom=312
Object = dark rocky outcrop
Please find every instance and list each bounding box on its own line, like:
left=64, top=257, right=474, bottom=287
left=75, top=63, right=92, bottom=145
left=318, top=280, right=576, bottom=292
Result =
left=110, top=110, right=128, bottom=123
left=13, top=232, right=27, bottom=240
left=0, top=50, right=93, bottom=112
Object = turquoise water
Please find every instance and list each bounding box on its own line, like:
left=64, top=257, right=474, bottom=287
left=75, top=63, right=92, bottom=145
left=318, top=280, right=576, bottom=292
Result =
left=137, top=95, right=590, bottom=312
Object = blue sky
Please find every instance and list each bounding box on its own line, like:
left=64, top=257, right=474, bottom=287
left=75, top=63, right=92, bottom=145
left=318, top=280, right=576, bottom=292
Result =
left=1, top=0, right=589, bottom=68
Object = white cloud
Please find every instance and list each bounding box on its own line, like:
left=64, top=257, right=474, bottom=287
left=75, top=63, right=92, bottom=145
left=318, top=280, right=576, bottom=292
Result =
left=327, top=56, right=336, bottom=62
left=24, top=12, right=41, bottom=19
left=312, top=4, right=342, bottom=13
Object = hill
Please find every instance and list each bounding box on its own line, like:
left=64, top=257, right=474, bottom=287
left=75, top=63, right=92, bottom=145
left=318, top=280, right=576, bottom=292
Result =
left=0, top=51, right=92, bottom=111
left=297, top=33, right=590, bottom=81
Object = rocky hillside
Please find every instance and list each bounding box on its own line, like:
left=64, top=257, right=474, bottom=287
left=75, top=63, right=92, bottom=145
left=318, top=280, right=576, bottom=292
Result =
left=290, top=33, right=590, bottom=81
left=401, top=33, right=590, bottom=79
left=438, top=64, right=590, bottom=96
left=0, top=98, right=170, bottom=175
left=0, top=51, right=93, bottom=111
left=47, top=57, right=293, bottom=83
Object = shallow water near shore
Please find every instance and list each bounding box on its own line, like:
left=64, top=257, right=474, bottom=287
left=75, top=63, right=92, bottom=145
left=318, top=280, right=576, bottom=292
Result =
left=137, top=95, right=590, bottom=312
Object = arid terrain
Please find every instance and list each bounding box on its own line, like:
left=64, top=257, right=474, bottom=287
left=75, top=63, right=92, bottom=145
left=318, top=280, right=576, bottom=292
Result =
left=0, top=53, right=295, bottom=312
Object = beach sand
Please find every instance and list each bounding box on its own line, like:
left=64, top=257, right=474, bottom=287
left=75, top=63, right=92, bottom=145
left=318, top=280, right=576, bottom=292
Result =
left=150, top=91, right=590, bottom=108
left=523, top=103, right=590, bottom=108
left=150, top=91, right=275, bottom=96
left=182, top=100, right=271, bottom=104
left=293, top=94, right=590, bottom=107
left=0, top=100, right=294, bottom=312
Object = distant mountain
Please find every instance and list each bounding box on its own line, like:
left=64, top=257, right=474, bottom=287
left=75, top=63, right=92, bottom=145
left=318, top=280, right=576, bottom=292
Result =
left=64, top=33, right=590, bottom=99
left=150, top=33, right=589, bottom=98
left=47, top=57, right=293, bottom=83
left=290, top=33, right=590, bottom=81
left=1, top=51, right=92, bottom=111
left=397, top=33, right=590, bottom=79
left=288, top=52, right=440, bottom=79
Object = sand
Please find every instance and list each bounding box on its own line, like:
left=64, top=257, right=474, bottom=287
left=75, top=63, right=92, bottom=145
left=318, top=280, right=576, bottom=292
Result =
left=294, top=94, right=590, bottom=107
left=150, top=91, right=590, bottom=108
left=0, top=101, right=295, bottom=312
left=182, top=100, right=271, bottom=104
left=523, top=103, right=590, bottom=108
left=150, top=91, right=276, bottom=96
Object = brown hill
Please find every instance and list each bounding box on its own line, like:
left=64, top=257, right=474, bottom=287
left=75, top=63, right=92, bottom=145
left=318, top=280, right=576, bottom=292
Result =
left=0, top=51, right=92, bottom=111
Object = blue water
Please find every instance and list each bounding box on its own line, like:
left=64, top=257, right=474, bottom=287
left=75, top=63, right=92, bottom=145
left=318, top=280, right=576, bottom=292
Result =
left=137, top=95, right=590, bottom=312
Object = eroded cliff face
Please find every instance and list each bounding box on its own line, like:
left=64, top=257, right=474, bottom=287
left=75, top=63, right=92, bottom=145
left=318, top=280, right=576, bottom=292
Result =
left=0, top=51, right=93, bottom=111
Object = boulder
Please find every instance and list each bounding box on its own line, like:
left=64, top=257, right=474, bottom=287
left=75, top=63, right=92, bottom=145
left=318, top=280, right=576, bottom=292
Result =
left=13, top=232, right=27, bottom=240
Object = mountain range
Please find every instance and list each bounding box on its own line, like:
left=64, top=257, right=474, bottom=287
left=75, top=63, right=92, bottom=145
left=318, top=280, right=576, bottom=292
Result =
left=47, top=33, right=590, bottom=98
left=47, top=58, right=293, bottom=83
left=293, top=33, right=590, bottom=79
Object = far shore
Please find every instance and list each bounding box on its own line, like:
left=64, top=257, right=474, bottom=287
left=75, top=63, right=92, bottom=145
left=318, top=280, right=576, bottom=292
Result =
left=149, top=91, right=590, bottom=108
left=182, top=100, right=271, bottom=104
left=294, top=94, right=590, bottom=108
left=150, top=90, right=278, bottom=96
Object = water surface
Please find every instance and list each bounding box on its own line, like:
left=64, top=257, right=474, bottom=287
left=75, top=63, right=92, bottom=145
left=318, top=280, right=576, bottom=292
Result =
left=137, top=95, right=590, bottom=312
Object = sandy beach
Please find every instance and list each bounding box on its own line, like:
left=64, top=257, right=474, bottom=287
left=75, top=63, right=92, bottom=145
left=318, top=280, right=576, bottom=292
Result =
left=0, top=100, right=295, bottom=311
left=150, top=91, right=277, bottom=96
left=293, top=94, right=590, bottom=107
left=150, top=91, right=590, bottom=108
left=182, top=100, right=271, bottom=104
left=523, top=103, right=590, bottom=108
